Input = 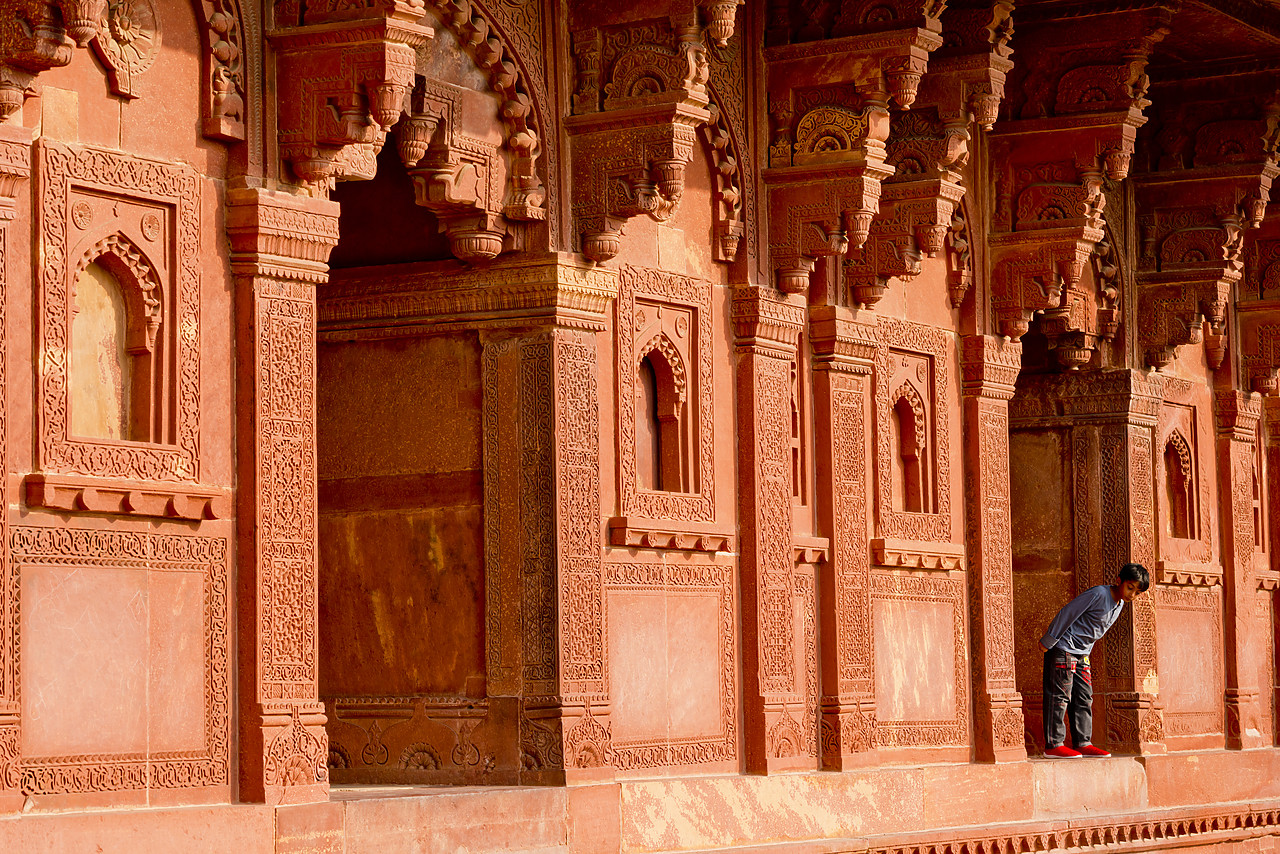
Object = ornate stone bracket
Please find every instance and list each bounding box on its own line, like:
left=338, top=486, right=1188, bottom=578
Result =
left=199, top=0, right=247, bottom=141
left=987, top=1, right=1171, bottom=359
left=1134, top=87, right=1280, bottom=370
left=989, top=230, right=1100, bottom=342
left=1243, top=323, right=1280, bottom=396
left=271, top=4, right=433, bottom=187
left=762, top=1, right=946, bottom=296
left=567, top=12, right=724, bottom=263
left=701, top=100, right=745, bottom=262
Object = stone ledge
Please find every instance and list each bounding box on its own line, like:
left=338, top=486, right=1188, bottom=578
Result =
left=871, top=538, right=965, bottom=570
left=24, top=473, right=231, bottom=521
left=607, top=517, right=734, bottom=553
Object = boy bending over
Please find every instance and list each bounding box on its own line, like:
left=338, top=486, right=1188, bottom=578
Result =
left=1039, top=563, right=1150, bottom=758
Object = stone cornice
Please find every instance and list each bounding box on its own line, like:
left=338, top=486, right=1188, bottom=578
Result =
left=0, top=124, right=31, bottom=222
left=731, top=286, right=805, bottom=358
left=809, top=305, right=877, bottom=374
left=961, top=334, right=1022, bottom=400
left=226, top=187, right=341, bottom=284
left=319, top=253, right=619, bottom=333
left=1214, top=389, right=1264, bottom=441
left=1010, top=369, right=1163, bottom=426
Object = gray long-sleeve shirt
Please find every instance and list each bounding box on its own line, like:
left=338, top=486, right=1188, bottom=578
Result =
left=1040, top=585, right=1124, bottom=655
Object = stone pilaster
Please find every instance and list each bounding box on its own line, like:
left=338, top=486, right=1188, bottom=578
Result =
left=961, top=335, right=1026, bottom=762
left=809, top=305, right=878, bottom=768
left=227, top=188, right=339, bottom=804
left=0, top=124, right=29, bottom=808
left=733, top=286, right=813, bottom=772
left=476, top=256, right=618, bottom=785
left=1215, top=390, right=1267, bottom=749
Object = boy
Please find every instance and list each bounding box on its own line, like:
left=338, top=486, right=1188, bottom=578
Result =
left=1039, top=563, right=1150, bottom=758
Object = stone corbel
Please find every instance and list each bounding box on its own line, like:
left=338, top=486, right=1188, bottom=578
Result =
left=989, top=233, right=1098, bottom=341
left=1135, top=175, right=1277, bottom=370
left=701, top=102, right=745, bottom=262
left=396, top=85, right=509, bottom=263
left=923, top=0, right=1015, bottom=132
left=698, top=0, right=743, bottom=47
left=567, top=14, right=714, bottom=263
left=271, top=6, right=433, bottom=188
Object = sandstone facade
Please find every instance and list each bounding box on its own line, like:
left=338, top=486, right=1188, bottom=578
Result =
left=1, top=1, right=1280, bottom=852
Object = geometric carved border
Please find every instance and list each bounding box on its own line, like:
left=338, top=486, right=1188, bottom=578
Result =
left=36, top=140, right=202, bottom=483
left=617, top=266, right=715, bottom=523
left=870, top=571, right=968, bottom=748
left=603, top=562, right=737, bottom=769
left=1152, top=583, right=1224, bottom=738
left=874, top=317, right=952, bottom=543
left=12, top=526, right=229, bottom=794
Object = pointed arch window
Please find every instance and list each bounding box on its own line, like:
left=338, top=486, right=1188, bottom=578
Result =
left=69, top=235, right=168, bottom=444
left=890, top=382, right=931, bottom=514
left=1163, top=431, right=1196, bottom=540
left=635, top=335, right=688, bottom=493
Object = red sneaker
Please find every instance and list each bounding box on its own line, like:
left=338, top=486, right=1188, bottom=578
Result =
left=1077, top=743, right=1111, bottom=757
left=1044, top=745, right=1083, bottom=758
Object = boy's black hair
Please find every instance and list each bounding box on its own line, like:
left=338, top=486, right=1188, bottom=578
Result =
left=1118, top=563, right=1150, bottom=593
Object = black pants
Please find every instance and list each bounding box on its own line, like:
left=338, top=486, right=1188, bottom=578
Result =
left=1042, top=648, right=1093, bottom=748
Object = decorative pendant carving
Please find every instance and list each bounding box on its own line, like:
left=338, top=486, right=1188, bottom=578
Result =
left=89, top=0, right=159, bottom=99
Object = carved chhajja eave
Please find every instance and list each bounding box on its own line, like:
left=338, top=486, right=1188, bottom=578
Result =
left=762, top=1, right=945, bottom=296
left=567, top=4, right=741, bottom=264
left=0, top=0, right=107, bottom=118
left=988, top=2, right=1175, bottom=358
left=1132, top=70, right=1280, bottom=372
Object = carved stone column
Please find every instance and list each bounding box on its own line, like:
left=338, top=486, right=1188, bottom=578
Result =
left=1269, top=398, right=1280, bottom=578
left=962, top=335, right=1026, bottom=762
left=477, top=257, right=618, bottom=784
left=0, top=124, right=30, bottom=807
left=227, top=188, right=340, bottom=804
left=810, top=306, right=878, bottom=768
left=734, top=286, right=813, bottom=772
left=1215, top=391, right=1267, bottom=748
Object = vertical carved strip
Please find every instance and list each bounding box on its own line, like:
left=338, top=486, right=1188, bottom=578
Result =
left=483, top=336, right=520, bottom=696
left=1218, top=392, right=1265, bottom=748
left=0, top=128, right=29, bottom=800
left=555, top=332, right=604, bottom=693
left=228, top=188, right=338, bottom=804
left=812, top=307, right=877, bottom=768
left=734, top=287, right=804, bottom=771
left=520, top=338, right=557, bottom=693
left=962, top=335, right=1025, bottom=762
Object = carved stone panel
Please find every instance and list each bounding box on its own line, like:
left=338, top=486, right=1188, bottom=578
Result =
left=35, top=140, right=202, bottom=485
left=616, top=266, right=715, bottom=524
left=603, top=561, right=737, bottom=771
left=14, top=525, right=230, bottom=799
